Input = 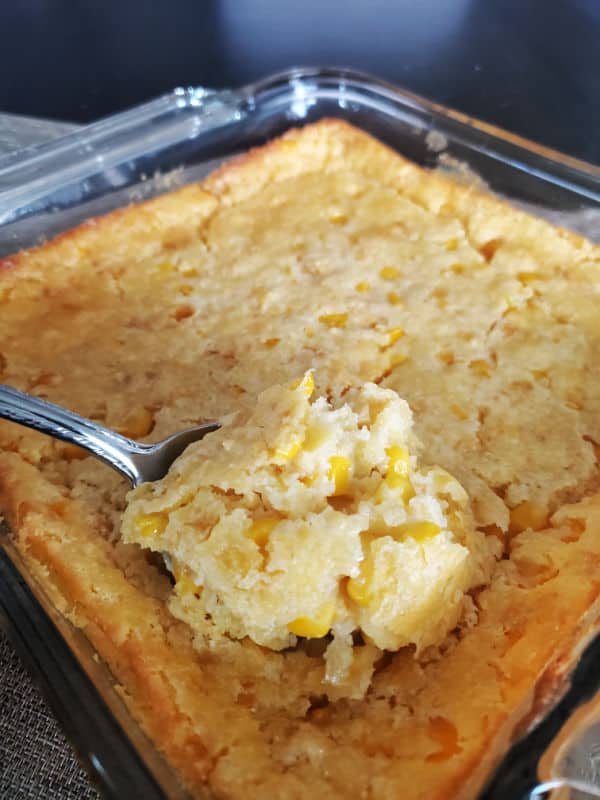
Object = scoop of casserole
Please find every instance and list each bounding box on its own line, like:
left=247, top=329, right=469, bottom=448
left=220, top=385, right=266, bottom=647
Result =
left=122, top=374, right=496, bottom=687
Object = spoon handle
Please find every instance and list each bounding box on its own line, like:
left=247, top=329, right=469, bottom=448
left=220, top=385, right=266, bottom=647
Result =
left=0, top=383, right=146, bottom=485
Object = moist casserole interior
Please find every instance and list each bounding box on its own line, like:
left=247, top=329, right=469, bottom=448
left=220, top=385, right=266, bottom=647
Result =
left=1, top=120, right=599, bottom=800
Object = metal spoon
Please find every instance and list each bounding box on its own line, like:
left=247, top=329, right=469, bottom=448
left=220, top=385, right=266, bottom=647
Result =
left=0, top=384, right=220, bottom=486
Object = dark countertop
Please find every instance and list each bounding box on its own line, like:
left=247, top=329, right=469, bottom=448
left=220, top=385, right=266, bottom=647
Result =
left=1, top=0, right=599, bottom=164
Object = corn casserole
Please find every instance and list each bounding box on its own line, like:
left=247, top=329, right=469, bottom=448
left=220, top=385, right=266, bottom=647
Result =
left=1, top=119, right=600, bottom=799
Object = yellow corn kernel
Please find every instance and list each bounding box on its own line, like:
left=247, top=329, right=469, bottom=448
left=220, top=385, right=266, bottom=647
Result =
left=390, top=353, right=409, bottom=368
left=177, top=573, right=202, bottom=596
left=469, top=359, right=492, bottom=378
left=246, top=517, right=280, bottom=549
left=393, top=463, right=414, bottom=503
left=355, top=281, right=370, bottom=292
left=385, top=446, right=410, bottom=487
left=273, top=436, right=303, bottom=461
left=509, top=501, right=548, bottom=535
left=450, top=403, right=468, bottom=420
left=158, top=260, right=175, bottom=274
left=173, top=561, right=203, bottom=595
left=300, top=372, right=315, bottom=397
left=376, top=475, right=414, bottom=505
left=449, top=263, right=464, bottom=274
left=135, top=512, right=169, bottom=539
left=445, top=238, right=459, bottom=251
left=290, top=371, right=315, bottom=398
left=319, top=313, right=348, bottom=328
left=263, top=337, right=280, bottom=348
left=346, top=557, right=374, bottom=606
left=438, top=350, right=455, bottom=366
left=517, top=271, right=542, bottom=284
left=392, top=521, right=442, bottom=543
left=329, top=210, right=348, bottom=225
left=288, top=604, right=335, bottom=638
left=379, top=266, right=401, bottom=280
left=387, top=291, right=403, bottom=305
left=120, top=407, right=155, bottom=438
left=376, top=447, right=413, bottom=503
left=303, top=423, right=328, bottom=452
left=328, top=456, right=351, bottom=496
left=386, top=327, right=405, bottom=346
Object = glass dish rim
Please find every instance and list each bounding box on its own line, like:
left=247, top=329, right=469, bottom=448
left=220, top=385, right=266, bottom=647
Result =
left=242, top=66, right=600, bottom=176
left=0, top=66, right=598, bottom=221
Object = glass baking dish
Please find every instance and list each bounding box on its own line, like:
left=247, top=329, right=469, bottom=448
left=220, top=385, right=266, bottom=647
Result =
left=0, top=67, right=599, bottom=800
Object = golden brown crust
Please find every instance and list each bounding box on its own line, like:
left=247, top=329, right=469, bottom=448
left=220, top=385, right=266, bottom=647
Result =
left=0, top=183, right=218, bottom=275
left=1, top=119, right=600, bottom=799
left=204, top=119, right=594, bottom=255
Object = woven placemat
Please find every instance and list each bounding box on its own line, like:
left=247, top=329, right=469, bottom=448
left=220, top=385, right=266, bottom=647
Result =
left=0, top=630, right=99, bottom=799
left=0, top=113, right=98, bottom=800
